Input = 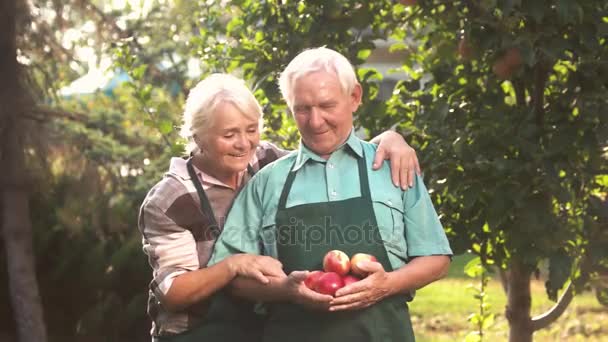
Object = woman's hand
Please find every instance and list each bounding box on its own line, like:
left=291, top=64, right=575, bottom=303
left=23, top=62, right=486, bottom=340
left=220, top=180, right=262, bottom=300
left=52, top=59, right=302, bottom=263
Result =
left=371, top=130, right=421, bottom=190
left=328, top=261, right=393, bottom=311
left=227, top=254, right=285, bottom=284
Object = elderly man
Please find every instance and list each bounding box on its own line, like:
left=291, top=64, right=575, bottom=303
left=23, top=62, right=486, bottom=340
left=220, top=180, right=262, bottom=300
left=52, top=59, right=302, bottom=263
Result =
left=209, top=47, right=452, bottom=342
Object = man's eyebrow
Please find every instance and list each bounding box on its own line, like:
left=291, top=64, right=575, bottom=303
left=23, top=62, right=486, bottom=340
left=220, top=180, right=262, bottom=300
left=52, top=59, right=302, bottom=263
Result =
left=320, top=100, right=337, bottom=105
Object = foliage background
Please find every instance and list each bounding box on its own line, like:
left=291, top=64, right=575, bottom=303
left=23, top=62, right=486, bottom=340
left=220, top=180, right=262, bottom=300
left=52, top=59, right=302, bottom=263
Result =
left=2, top=0, right=607, bottom=341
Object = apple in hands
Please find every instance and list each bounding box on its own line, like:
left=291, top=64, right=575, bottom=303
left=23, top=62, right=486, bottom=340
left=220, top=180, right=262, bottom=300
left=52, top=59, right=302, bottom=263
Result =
left=304, top=270, right=325, bottom=290
left=323, top=250, right=351, bottom=276
left=350, top=253, right=378, bottom=277
left=303, top=250, right=375, bottom=297
left=315, top=272, right=345, bottom=296
left=342, top=275, right=361, bottom=286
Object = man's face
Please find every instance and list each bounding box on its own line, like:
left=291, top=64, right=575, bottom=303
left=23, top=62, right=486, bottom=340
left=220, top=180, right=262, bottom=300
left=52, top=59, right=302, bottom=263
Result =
left=291, top=71, right=361, bottom=158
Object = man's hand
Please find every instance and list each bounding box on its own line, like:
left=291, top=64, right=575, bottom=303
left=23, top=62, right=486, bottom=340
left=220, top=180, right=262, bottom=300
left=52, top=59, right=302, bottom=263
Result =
left=371, top=130, right=421, bottom=190
left=328, top=261, right=393, bottom=311
left=226, top=254, right=285, bottom=284
left=284, top=271, right=333, bottom=311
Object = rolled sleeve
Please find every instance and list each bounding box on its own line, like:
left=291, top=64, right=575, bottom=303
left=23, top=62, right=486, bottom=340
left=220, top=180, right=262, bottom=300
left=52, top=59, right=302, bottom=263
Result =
left=140, top=201, right=200, bottom=299
left=403, top=175, right=453, bottom=257
left=209, top=178, right=265, bottom=265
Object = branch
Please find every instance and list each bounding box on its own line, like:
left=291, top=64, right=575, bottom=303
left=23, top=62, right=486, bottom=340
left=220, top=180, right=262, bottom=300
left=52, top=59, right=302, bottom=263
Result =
left=531, top=255, right=595, bottom=332
left=29, top=19, right=83, bottom=68
left=77, top=0, right=131, bottom=40
left=532, top=62, right=550, bottom=128
left=531, top=281, right=574, bottom=331
left=22, top=107, right=88, bottom=123
left=512, top=77, right=526, bottom=107
left=76, top=0, right=172, bottom=85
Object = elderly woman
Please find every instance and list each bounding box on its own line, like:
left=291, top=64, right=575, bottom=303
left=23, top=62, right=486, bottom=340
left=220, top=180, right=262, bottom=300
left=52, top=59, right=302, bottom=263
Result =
left=138, top=73, right=420, bottom=342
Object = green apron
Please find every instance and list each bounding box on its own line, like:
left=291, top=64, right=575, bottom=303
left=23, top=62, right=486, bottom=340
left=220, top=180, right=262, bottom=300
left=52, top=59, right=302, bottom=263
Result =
left=155, top=159, right=262, bottom=342
left=264, top=150, right=415, bottom=342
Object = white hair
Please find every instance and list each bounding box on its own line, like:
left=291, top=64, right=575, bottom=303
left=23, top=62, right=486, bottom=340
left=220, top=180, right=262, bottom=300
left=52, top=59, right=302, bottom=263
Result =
left=278, top=47, right=358, bottom=109
left=180, top=73, right=263, bottom=153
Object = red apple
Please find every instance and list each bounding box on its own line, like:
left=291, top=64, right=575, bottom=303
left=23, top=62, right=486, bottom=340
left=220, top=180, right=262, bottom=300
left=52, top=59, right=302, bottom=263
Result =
left=350, top=253, right=378, bottom=277
left=342, top=275, right=361, bottom=286
left=492, top=59, right=513, bottom=80
left=315, top=272, right=345, bottom=296
left=304, top=270, right=325, bottom=290
left=492, top=47, right=522, bottom=80
left=323, top=250, right=350, bottom=276
left=504, top=47, right=522, bottom=68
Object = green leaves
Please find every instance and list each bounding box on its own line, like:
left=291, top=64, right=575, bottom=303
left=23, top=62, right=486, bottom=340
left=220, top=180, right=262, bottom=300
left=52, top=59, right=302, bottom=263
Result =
left=23, top=0, right=608, bottom=338
left=464, top=256, right=485, bottom=278
left=464, top=256, right=496, bottom=340
left=404, top=0, right=608, bottom=314
left=556, top=0, right=584, bottom=25
left=546, top=251, right=574, bottom=301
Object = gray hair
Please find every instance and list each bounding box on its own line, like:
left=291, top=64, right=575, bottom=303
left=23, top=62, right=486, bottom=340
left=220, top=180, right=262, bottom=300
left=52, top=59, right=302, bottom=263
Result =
left=180, top=73, right=263, bottom=152
left=278, top=47, right=358, bottom=109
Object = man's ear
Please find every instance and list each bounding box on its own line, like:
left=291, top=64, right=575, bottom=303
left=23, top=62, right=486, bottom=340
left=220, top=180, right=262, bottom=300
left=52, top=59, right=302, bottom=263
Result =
left=350, top=83, right=363, bottom=110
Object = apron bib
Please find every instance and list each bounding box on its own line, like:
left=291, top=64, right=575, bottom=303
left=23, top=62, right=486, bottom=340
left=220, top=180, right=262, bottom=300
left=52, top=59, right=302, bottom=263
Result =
left=264, top=150, right=415, bottom=342
left=156, top=159, right=261, bottom=342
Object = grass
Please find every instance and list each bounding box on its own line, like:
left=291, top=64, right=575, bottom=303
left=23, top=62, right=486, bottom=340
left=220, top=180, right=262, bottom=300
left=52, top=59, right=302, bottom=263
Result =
left=409, top=254, right=608, bottom=342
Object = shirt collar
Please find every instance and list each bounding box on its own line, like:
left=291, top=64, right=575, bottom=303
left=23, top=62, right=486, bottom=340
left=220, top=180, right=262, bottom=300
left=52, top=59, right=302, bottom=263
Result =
left=292, top=128, right=363, bottom=171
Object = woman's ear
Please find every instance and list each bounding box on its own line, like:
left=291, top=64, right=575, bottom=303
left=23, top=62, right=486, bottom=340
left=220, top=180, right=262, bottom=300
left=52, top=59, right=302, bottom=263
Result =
left=193, top=134, right=203, bottom=151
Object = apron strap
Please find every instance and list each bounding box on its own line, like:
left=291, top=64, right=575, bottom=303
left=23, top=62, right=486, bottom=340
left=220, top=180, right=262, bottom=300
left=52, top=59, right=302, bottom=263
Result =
left=186, top=157, right=219, bottom=228
left=277, top=161, right=298, bottom=210
left=357, top=149, right=371, bottom=199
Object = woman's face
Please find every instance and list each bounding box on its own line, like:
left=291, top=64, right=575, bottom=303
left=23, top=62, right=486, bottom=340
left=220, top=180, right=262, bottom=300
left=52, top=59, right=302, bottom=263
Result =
left=197, top=101, right=260, bottom=176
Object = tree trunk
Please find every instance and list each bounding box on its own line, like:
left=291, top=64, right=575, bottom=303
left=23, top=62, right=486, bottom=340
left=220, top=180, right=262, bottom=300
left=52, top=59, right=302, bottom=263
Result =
left=0, top=0, right=48, bottom=341
left=505, top=259, right=534, bottom=342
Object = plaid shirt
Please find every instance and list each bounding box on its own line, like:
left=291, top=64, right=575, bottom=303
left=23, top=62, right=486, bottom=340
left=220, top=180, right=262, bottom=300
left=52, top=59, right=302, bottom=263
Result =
left=138, top=141, right=286, bottom=337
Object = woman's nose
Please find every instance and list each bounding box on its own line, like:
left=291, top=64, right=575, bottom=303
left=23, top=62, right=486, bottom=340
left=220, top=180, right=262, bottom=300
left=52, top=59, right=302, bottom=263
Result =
left=234, top=134, right=247, bottom=148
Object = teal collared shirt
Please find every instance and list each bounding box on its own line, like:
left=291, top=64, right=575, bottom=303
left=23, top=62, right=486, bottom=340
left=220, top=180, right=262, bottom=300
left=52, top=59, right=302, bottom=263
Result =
left=209, top=130, right=452, bottom=270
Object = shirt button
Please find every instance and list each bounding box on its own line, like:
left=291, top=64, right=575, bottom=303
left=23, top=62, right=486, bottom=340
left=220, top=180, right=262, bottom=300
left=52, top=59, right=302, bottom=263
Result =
left=331, top=190, right=337, bottom=197
left=388, top=200, right=393, bottom=205
left=328, top=163, right=335, bottom=169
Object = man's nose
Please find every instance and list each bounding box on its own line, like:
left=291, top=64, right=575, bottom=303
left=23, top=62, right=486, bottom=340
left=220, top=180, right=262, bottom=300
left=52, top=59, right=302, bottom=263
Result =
left=309, top=107, right=325, bottom=129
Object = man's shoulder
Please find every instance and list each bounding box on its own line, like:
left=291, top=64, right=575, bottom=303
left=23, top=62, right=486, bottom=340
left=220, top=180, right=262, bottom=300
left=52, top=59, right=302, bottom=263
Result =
left=358, top=139, right=385, bottom=169
left=358, top=139, right=401, bottom=191
left=358, top=138, right=379, bottom=154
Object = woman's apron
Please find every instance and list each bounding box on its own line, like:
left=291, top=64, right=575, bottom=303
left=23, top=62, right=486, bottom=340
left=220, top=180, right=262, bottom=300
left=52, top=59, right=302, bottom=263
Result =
left=263, top=151, right=415, bottom=342
left=156, top=158, right=262, bottom=341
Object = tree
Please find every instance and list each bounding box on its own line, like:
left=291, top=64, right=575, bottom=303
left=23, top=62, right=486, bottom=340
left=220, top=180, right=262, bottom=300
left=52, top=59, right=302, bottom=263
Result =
left=0, top=0, right=48, bottom=340
left=6, top=0, right=173, bottom=339
left=386, top=1, right=608, bottom=341
left=133, top=0, right=409, bottom=145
